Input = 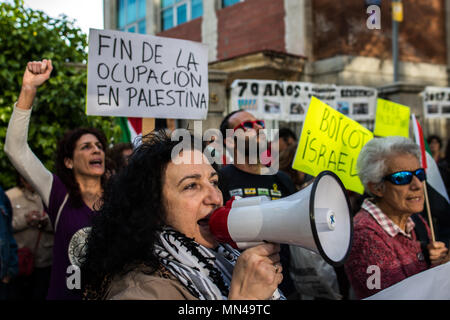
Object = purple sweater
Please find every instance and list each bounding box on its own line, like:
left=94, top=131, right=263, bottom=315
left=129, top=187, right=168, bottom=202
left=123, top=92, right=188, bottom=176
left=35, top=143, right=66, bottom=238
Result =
left=45, top=174, right=94, bottom=300
left=4, top=106, right=94, bottom=300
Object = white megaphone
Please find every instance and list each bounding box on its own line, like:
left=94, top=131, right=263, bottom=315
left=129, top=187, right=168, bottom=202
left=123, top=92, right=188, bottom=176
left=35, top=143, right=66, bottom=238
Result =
left=209, top=171, right=353, bottom=266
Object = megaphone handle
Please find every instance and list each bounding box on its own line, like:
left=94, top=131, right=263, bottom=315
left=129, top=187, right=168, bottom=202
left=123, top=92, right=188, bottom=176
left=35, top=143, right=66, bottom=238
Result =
left=236, top=241, right=266, bottom=250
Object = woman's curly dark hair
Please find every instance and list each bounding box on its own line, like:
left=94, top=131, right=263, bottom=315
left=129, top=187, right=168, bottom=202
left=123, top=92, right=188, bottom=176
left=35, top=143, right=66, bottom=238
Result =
left=55, top=127, right=108, bottom=208
left=81, top=130, right=203, bottom=299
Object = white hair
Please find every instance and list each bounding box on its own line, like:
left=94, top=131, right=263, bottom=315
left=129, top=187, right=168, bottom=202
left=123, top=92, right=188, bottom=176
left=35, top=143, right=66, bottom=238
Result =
left=357, top=136, right=421, bottom=196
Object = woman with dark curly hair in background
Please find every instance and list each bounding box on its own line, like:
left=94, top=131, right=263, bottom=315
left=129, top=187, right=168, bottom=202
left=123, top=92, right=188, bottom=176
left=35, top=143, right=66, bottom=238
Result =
left=81, top=131, right=285, bottom=300
left=4, top=59, right=108, bottom=300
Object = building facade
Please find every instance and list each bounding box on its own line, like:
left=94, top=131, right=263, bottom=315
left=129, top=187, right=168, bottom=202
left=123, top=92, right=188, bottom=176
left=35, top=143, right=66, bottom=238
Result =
left=103, top=0, right=450, bottom=143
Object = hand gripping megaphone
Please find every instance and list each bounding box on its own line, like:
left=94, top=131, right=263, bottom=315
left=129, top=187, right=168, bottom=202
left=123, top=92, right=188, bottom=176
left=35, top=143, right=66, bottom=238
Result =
left=209, top=171, right=353, bottom=266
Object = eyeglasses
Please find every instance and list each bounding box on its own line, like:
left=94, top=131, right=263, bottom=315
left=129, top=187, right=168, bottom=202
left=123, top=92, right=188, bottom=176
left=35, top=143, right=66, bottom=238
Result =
left=383, top=168, right=426, bottom=185
left=233, top=119, right=265, bottom=132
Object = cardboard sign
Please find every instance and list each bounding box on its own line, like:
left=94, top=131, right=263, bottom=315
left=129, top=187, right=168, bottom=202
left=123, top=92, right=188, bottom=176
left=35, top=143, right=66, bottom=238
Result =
left=374, top=98, right=410, bottom=138
left=86, top=29, right=209, bottom=119
left=292, top=97, right=373, bottom=194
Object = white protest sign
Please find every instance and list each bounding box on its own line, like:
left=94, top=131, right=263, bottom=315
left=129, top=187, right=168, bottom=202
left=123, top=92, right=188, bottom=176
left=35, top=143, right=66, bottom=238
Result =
left=86, top=29, right=209, bottom=119
left=230, top=80, right=377, bottom=122
left=230, top=80, right=312, bottom=121
left=365, top=261, right=450, bottom=300
left=310, top=83, right=337, bottom=109
left=421, top=86, right=450, bottom=119
left=336, top=86, right=377, bottom=120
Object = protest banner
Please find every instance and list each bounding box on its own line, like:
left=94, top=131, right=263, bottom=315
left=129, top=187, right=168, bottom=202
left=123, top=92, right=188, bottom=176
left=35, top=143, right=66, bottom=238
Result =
left=309, top=83, right=337, bottom=111
left=230, top=80, right=377, bottom=122
left=86, top=28, right=209, bottom=120
left=230, top=80, right=313, bottom=122
left=365, top=261, right=450, bottom=300
left=292, top=97, right=374, bottom=194
left=421, top=86, right=450, bottom=119
left=373, top=98, right=410, bottom=138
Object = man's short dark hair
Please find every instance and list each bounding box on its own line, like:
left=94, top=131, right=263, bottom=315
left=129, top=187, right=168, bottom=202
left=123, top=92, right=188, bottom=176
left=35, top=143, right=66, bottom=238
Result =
left=279, top=127, right=297, bottom=142
left=219, top=110, right=245, bottom=146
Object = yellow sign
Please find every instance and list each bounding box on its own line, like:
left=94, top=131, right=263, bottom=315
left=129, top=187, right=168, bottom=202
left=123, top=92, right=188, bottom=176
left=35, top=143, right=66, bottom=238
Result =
left=292, top=97, right=373, bottom=194
left=392, top=2, right=403, bottom=22
left=374, top=98, right=410, bottom=138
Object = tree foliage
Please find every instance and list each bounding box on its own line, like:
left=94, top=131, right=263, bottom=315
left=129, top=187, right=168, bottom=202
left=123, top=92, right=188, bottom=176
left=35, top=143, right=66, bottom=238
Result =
left=0, top=0, right=121, bottom=188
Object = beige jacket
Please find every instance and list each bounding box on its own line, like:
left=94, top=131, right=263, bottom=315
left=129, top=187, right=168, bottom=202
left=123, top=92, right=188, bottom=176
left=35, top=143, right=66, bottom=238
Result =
left=106, top=267, right=198, bottom=300
left=6, top=187, right=54, bottom=268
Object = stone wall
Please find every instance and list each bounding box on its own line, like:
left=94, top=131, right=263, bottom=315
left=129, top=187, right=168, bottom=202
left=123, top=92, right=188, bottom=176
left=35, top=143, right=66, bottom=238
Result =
left=312, top=0, right=447, bottom=64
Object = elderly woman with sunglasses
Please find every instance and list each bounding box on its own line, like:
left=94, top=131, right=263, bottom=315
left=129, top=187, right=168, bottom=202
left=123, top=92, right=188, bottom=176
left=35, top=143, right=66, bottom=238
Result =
left=344, top=136, right=449, bottom=299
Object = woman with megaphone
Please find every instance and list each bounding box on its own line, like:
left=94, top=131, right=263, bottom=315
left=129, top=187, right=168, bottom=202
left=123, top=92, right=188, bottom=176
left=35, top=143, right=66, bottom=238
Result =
left=80, top=131, right=285, bottom=300
left=344, top=136, right=450, bottom=299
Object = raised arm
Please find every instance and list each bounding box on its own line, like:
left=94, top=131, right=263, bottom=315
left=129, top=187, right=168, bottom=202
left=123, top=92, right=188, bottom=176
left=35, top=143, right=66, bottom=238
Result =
left=4, top=60, right=54, bottom=207
left=16, top=60, right=53, bottom=111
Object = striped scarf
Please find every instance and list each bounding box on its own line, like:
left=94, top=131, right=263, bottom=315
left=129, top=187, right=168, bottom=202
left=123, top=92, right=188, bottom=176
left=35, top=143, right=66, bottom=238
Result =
left=155, top=227, right=284, bottom=300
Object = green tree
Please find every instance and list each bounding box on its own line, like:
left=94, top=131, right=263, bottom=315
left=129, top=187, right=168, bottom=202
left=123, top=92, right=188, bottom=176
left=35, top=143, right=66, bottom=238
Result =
left=0, top=0, right=121, bottom=188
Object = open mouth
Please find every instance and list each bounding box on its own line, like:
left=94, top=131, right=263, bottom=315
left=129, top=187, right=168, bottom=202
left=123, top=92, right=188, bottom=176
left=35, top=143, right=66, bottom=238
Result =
left=197, top=212, right=213, bottom=227
left=89, top=159, right=103, bottom=167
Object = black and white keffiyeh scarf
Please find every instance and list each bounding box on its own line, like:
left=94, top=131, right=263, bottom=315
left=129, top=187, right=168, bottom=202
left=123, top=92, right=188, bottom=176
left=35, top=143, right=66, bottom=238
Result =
left=154, top=227, right=284, bottom=300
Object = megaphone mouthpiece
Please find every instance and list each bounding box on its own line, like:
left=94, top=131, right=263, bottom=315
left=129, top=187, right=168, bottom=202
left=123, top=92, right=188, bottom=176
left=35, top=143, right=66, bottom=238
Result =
left=208, top=204, right=236, bottom=248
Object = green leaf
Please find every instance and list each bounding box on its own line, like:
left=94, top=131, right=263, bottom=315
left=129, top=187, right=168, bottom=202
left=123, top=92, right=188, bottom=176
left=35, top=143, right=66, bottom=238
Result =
left=0, top=0, right=121, bottom=189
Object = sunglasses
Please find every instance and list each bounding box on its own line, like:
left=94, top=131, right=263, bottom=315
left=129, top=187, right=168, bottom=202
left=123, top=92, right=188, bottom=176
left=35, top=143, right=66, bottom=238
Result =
left=383, top=168, right=426, bottom=185
left=233, top=119, right=265, bottom=132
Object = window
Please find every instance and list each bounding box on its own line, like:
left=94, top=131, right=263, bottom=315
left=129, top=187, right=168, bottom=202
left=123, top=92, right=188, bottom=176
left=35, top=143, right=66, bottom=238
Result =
left=161, top=0, right=203, bottom=31
left=118, top=0, right=146, bottom=34
left=222, top=0, right=242, bottom=8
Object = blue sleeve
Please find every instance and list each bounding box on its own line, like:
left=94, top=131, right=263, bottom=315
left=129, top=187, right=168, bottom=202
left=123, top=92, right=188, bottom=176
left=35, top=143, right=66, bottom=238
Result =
left=7, top=236, right=18, bottom=278
left=1, top=189, right=18, bottom=278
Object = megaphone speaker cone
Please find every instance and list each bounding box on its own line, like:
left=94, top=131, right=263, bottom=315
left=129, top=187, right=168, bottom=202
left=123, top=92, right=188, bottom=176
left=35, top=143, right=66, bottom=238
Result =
left=309, top=171, right=353, bottom=266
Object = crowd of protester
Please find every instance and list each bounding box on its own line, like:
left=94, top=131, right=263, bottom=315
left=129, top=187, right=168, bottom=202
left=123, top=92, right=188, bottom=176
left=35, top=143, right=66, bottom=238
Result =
left=0, top=59, right=449, bottom=300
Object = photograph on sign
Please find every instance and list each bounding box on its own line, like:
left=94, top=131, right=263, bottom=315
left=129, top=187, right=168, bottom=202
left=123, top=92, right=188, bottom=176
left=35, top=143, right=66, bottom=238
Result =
left=86, top=28, right=209, bottom=120
left=337, top=101, right=350, bottom=115
left=290, top=102, right=306, bottom=115
left=443, top=105, right=450, bottom=114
